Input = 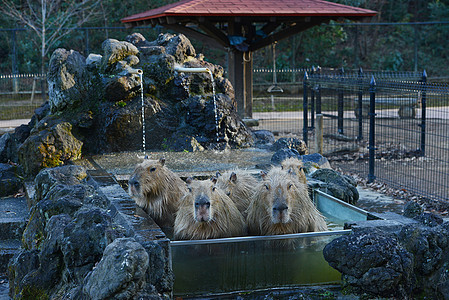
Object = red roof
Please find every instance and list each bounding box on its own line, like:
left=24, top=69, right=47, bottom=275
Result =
left=122, top=0, right=376, bottom=23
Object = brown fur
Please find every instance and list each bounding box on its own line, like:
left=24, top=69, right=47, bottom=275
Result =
left=215, top=169, right=257, bottom=217
left=174, top=178, right=246, bottom=240
left=128, top=158, right=187, bottom=228
left=246, top=167, right=327, bottom=236
left=281, top=157, right=307, bottom=184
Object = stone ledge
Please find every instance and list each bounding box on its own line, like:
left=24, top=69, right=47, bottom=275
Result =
left=86, top=169, right=173, bottom=297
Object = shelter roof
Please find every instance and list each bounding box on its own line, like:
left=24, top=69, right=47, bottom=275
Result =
left=122, top=0, right=376, bottom=23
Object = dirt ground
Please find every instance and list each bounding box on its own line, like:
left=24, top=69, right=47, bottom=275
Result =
left=253, top=109, right=449, bottom=217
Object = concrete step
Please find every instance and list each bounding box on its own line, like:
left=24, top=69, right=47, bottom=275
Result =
left=0, top=239, right=21, bottom=273
left=0, top=196, right=28, bottom=240
left=0, top=196, right=28, bottom=274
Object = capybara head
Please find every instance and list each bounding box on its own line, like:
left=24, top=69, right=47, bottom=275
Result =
left=185, top=177, right=218, bottom=223
left=248, top=168, right=327, bottom=236
left=281, top=157, right=307, bottom=184
left=175, top=177, right=246, bottom=240
left=258, top=169, right=298, bottom=224
left=128, top=157, right=186, bottom=228
left=128, top=158, right=167, bottom=204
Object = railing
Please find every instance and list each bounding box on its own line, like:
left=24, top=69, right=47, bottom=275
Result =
left=252, top=68, right=449, bottom=203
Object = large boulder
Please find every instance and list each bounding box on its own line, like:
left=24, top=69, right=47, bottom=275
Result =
left=83, top=238, right=150, bottom=299
left=18, top=121, right=83, bottom=176
left=47, top=49, right=90, bottom=113
left=324, top=217, right=449, bottom=299
left=100, top=39, right=139, bottom=73
left=324, top=228, right=414, bottom=298
left=271, top=137, right=308, bottom=154
left=309, top=168, right=359, bottom=204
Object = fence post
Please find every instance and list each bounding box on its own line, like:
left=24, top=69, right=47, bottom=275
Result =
left=368, top=76, right=376, bottom=183
left=85, top=28, right=90, bottom=57
left=315, top=114, right=323, bottom=154
left=303, top=71, right=309, bottom=145
left=11, top=29, right=19, bottom=94
left=310, top=66, right=315, bottom=129
left=337, top=67, right=344, bottom=134
left=316, top=66, right=322, bottom=115
left=419, top=70, right=427, bottom=156
left=357, top=67, right=364, bottom=140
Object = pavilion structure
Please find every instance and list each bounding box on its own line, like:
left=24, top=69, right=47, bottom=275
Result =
left=122, top=0, right=376, bottom=118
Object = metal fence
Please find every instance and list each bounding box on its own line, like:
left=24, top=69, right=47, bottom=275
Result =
left=0, top=74, right=47, bottom=130
left=252, top=68, right=449, bottom=203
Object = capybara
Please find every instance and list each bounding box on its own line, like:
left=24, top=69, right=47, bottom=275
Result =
left=246, top=167, right=327, bottom=236
left=281, top=157, right=307, bottom=184
left=215, top=169, right=258, bottom=217
left=174, top=178, right=246, bottom=240
left=128, top=158, right=186, bottom=228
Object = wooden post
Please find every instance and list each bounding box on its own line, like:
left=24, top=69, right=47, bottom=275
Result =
left=315, top=114, right=323, bottom=154
left=227, top=20, right=252, bottom=118
left=228, top=50, right=245, bottom=118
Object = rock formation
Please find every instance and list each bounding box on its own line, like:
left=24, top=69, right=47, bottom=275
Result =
left=11, top=32, right=254, bottom=176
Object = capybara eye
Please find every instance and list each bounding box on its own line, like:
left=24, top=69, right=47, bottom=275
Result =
left=288, top=183, right=293, bottom=190
left=226, top=192, right=231, bottom=196
left=150, top=167, right=156, bottom=172
left=264, top=184, right=270, bottom=190
left=212, top=186, right=216, bottom=192
left=133, top=181, right=140, bottom=188
left=205, top=202, right=211, bottom=208
left=188, top=187, right=192, bottom=193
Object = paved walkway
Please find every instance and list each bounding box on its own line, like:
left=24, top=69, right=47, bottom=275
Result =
left=0, top=119, right=30, bottom=135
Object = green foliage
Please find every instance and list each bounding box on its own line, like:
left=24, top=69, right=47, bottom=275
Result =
left=0, top=0, right=449, bottom=77
left=115, top=100, right=127, bottom=107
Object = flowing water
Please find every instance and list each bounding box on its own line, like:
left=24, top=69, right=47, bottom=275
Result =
left=138, top=70, right=146, bottom=158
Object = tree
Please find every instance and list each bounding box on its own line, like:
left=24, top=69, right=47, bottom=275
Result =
left=0, top=0, right=101, bottom=75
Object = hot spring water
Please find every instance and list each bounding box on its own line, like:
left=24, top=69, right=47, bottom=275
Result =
left=80, top=150, right=374, bottom=297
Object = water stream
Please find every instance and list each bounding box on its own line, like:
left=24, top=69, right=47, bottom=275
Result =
left=138, top=70, right=146, bottom=158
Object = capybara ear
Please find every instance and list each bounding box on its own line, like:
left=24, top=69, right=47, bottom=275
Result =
left=210, top=176, right=218, bottom=184
left=230, top=172, right=237, bottom=182
left=260, top=170, right=267, bottom=179
left=186, top=177, right=194, bottom=184
left=159, top=157, right=166, bottom=166
left=216, top=171, right=222, bottom=177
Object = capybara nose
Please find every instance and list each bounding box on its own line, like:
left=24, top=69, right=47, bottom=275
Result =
left=129, top=178, right=140, bottom=190
left=273, top=203, right=288, bottom=211
left=195, top=196, right=210, bottom=208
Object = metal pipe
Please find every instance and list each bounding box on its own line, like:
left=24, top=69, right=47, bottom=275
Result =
left=174, top=66, right=211, bottom=73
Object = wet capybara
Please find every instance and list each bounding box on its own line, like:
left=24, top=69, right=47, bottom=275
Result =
left=246, top=167, right=327, bottom=236
left=281, top=157, right=307, bottom=184
left=215, top=169, right=258, bottom=217
left=128, top=158, right=187, bottom=228
left=174, top=178, right=246, bottom=240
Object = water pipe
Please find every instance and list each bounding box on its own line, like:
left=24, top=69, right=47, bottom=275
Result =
left=127, top=68, right=143, bottom=75
left=174, top=66, right=211, bottom=73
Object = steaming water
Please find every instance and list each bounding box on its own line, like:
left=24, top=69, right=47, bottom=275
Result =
left=89, top=149, right=273, bottom=179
